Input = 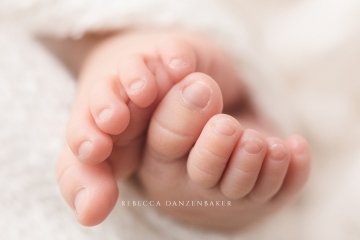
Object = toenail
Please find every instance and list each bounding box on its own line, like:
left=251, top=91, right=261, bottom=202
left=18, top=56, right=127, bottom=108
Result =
left=129, top=79, right=146, bottom=94
left=294, top=145, right=310, bottom=160
left=270, top=143, right=288, bottom=161
left=181, top=81, right=211, bottom=109
left=212, top=118, right=237, bottom=136
left=169, top=58, right=189, bottom=69
left=97, top=108, right=113, bottom=123
left=74, top=187, right=87, bottom=215
left=242, top=138, right=264, bottom=154
left=291, top=138, right=309, bottom=158
left=77, top=141, right=93, bottom=160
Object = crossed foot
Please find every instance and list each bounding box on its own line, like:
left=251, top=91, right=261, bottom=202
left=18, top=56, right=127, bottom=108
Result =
left=56, top=30, right=311, bottom=230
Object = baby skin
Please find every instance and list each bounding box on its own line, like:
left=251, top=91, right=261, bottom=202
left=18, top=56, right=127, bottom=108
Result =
left=56, top=30, right=311, bottom=231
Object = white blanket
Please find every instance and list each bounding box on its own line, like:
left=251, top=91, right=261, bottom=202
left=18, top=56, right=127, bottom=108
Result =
left=1, top=0, right=360, bottom=239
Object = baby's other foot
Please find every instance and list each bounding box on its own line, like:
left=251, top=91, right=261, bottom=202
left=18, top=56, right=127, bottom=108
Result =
left=138, top=73, right=311, bottom=230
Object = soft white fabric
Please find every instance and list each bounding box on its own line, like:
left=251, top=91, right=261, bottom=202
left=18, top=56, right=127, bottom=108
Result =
left=1, top=0, right=360, bottom=239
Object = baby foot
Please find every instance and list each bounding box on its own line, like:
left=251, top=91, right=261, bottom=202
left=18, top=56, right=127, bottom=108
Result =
left=138, top=73, right=311, bottom=230
left=56, top=30, right=311, bottom=229
left=56, top=30, right=245, bottom=226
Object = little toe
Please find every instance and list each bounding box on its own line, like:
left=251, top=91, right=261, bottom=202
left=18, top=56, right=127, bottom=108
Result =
left=247, top=137, right=290, bottom=202
left=144, top=72, right=223, bottom=162
left=89, top=75, right=130, bottom=135
left=157, top=37, right=197, bottom=82
left=56, top=148, right=118, bottom=226
left=187, top=114, right=243, bottom=189
left=118, top=54, right=158, bottom=108
left=66, top=109, right=113, bottom=164
left=273, top=135, right=311, bottom=202
left=220, top=129, right=267, bottom=199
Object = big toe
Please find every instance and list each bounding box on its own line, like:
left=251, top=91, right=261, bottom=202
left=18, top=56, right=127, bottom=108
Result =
left=144, top=72, right=223, bottom=163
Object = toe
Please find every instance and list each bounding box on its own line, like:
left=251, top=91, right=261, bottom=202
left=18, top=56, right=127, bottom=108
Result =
left=157, top=37, right=197, bottom=82
left=247, top=137, right=291, bottom=202
left=187, top=114, right=243, bottom=189
left=144, top=72, right=223, bottom=162
left=118, top=54, right=158, bottom=108
left=56, top=148, right=118, bottom=226
left=89, top=75, right=130, bottom=135
left=220, top=129, right=267, bottom=199
left=66, top=107, right=113, bottom=164
left=273, top=135, right=311, bottom=202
